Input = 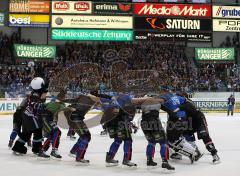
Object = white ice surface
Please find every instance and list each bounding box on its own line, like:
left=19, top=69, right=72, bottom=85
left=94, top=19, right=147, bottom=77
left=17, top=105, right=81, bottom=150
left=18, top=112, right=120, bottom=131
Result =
left=0, top=113, right=239, bottom=176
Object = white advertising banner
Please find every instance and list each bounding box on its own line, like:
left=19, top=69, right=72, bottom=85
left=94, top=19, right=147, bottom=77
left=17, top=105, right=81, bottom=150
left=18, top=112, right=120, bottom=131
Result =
left=213, top=19, right=240, bottom=32
left=51, top=15, right=133, bottom=29
left=0, top=98, right=239, bottom=115
left=0, top=99, right=21, bottom=115
left=213, top=6, right=240, bottom=18
left=0, top=99, right=101, bottom=115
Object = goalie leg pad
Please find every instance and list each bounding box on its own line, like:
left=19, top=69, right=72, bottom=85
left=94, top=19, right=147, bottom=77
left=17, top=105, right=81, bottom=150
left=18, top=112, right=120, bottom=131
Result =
left=169, top=138, right=197, bottom=158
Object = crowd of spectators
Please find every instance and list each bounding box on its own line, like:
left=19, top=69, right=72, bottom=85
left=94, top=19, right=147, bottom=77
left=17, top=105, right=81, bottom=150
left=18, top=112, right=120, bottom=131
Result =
left=217, top=35, right=240, bottom=91
left=0, top=32, right=239, bottom=97
left=220, top=35, right=240, bottom=48
left=55, top=41, right=196, bottom=93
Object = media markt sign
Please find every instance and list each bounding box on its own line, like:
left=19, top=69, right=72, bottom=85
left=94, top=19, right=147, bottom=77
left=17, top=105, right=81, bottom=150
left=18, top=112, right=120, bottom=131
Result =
left=195, top=48, right=235, bottom=61
left=14, top=44, right=56, bottom=59
left=51, top=29, right=133, bottom=41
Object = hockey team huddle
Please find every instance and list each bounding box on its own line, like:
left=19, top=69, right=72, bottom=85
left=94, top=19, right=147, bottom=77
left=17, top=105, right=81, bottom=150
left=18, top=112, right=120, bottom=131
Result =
left=8, top=77, right=220, bottom=172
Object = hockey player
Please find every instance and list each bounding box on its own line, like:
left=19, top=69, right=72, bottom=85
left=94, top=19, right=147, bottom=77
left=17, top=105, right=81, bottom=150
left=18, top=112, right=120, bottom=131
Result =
left=88, top=91, right=138, bottom=167
left=178, top=94, right=221, bottom=164
left=101, top=94, right=137, bottom=167
left=160, top=93, right=203, bottom=163
left=41, top=90, right=70, bottom=159
left=8, top=97, right=31, bottom=148
left=161, top=92, right=220, bottom=164
left=139, top=97, right=175, bottom=171
left=101, top=94, right=174, bottom=169
left=63, top=94, right=101, bottom=164
left=89, top=90, right=110, bottom=136
left=12, top=77, right=49, bottom=158
left=158, top=93, right=200, bottom=163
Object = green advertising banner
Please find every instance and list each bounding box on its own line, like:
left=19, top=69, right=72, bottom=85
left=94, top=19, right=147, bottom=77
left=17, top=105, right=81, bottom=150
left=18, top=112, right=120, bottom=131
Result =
left=51, top=29, right=133, bottom=41
left=14, top=44, right=56, bottom=59
left=0, top=13, right=4, bottom=26
left=195, top=48, right=235, bottom=61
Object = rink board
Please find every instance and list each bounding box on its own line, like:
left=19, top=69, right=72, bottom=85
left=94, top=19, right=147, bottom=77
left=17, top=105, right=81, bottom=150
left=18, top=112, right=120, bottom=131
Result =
left=0, top=98, right=239, bottom=115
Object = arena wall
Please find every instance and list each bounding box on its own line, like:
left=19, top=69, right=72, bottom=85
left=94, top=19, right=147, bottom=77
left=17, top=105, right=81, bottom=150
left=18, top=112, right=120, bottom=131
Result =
left=193, top=92, right=239, bottom=99
left=0, top=95, right=239, bottom=115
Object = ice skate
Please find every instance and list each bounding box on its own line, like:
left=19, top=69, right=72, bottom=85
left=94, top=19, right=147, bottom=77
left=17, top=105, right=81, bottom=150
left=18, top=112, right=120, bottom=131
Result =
left=105, top=152, right=118, bottom=167
left=37, top=150, right=50, bottom=160
left=12, top=151, right=25, bottom=156
left=76, top=159, right=90, bottom=166
left=50, top=149, right=62, bottom=160
left=162, top=160, right=175, bottom=173
left=212, top=154, right=220, bottom=164
left=122, top=158, right=137, bottom=168
left=146, top=157, right=158, bottom=170
left=147, top=157, right=157, bottom=166
left=12, top=141, right=27, bottom=155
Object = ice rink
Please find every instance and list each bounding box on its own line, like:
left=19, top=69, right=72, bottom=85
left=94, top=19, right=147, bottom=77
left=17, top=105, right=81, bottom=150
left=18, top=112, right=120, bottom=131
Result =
left=0, top=113, right=239, bottom=176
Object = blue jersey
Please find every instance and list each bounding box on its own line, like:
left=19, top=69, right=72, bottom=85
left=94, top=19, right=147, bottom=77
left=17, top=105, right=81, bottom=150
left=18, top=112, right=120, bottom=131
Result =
left=100, top=97, right=118, bottom=111
left=100, top=94, right=132, bottom=110
left=115, top=94, right=135, bottom=117
left=160, top=93, right=186, bottom=119
left=115, top=94, right=132, bottom=108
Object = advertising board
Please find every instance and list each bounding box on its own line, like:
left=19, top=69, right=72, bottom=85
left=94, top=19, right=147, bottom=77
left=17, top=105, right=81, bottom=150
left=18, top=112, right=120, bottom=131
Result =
left=195, top=48, right=235, bottom=61
left=14, top=44, right=56, bottom=59
left=134, top=31, right=211, bottom=42
left=134, top=3, right=211, bottom=17
left=134, top=17, right=212, bottom=31
left=52, top=1, right=92, bottom=14
left=9, top=0, right=50, bottom=13
left=213, top=19, right=240, bottom=32
left=9, top=14, right=50, bottom=27
left=52, top=29, right=133, bottom=41
left=52, top=15, right=133, bottom=29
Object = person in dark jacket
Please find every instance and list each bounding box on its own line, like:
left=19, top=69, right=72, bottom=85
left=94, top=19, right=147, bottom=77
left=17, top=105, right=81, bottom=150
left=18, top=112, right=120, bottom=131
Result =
left=227, top=94, right=235, bottom=116
left=63, top=94, right=100, bottom=164
left=12, top=77, right=49, bottom=158
left=8, top=97, right=32, bottom=148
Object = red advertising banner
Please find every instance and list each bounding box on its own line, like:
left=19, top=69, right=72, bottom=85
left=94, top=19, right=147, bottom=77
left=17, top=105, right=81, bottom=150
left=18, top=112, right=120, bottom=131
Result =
left=134, top=3, right=211, bottom=17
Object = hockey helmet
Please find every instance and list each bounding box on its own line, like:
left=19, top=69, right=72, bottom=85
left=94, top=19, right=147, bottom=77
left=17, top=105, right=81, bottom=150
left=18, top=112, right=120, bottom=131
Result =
left=30, top=77, right=48, bottom=93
